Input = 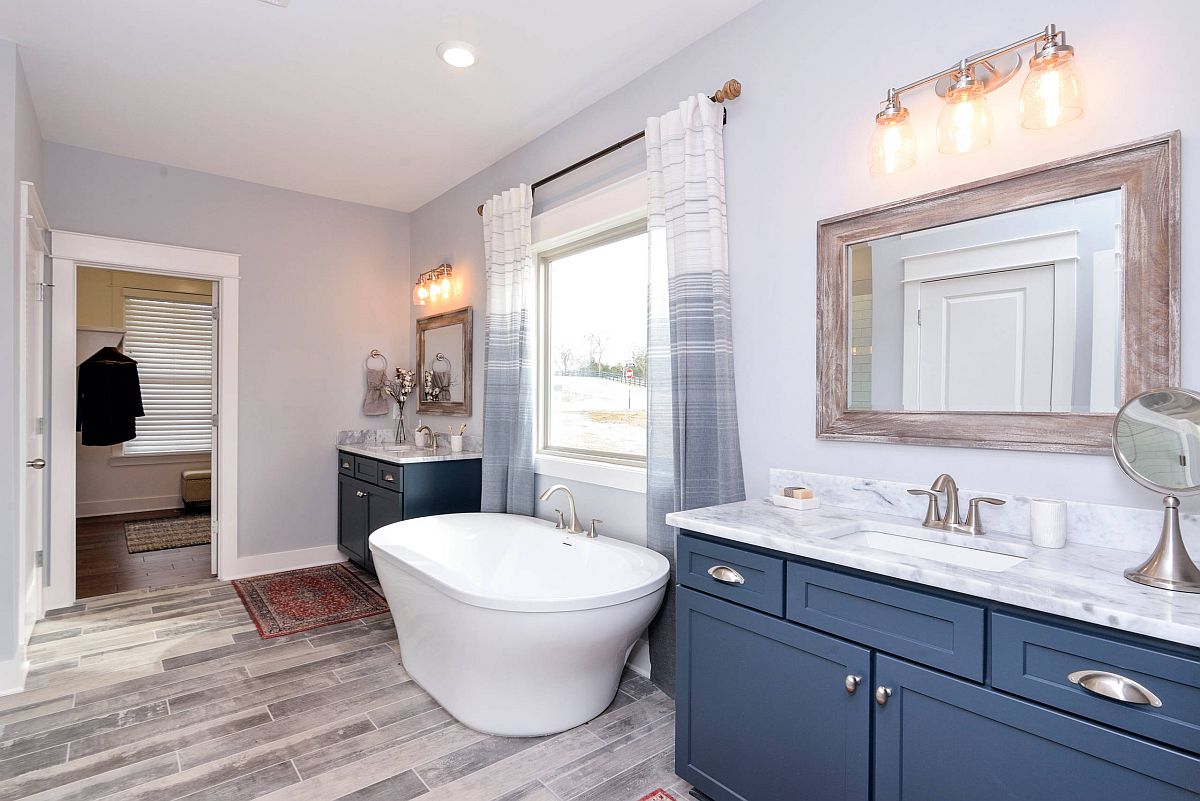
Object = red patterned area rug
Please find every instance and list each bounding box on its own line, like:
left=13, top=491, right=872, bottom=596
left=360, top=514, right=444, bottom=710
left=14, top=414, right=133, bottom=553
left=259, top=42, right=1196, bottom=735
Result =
left=233, top=563, right=389, bottom=638
left=637, top=791, right=676, bottom=801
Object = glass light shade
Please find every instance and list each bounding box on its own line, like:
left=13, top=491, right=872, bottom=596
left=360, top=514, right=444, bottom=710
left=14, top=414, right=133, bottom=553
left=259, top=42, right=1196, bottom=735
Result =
left=429, top=280, right=442, bottom=301
left=936, top=86, right=993, bottom=154
left=412, top=282, right=427, bottom=305
left=868, top=113, right=917, bottom=176
left=1019, top=51, right=1083, bottom=129
left=439, top=276, right=452, bottom=298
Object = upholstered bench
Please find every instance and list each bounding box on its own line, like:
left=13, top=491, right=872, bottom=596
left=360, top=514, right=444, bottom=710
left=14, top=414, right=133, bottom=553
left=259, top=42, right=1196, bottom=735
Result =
left=181, top=468, right=212, bottom=510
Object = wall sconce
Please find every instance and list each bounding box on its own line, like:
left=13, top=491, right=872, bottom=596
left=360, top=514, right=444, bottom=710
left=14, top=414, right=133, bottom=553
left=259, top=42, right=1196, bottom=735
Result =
left=412, top=264, right=456, bottom=306
left=869, top=24, right=1083, bottom=175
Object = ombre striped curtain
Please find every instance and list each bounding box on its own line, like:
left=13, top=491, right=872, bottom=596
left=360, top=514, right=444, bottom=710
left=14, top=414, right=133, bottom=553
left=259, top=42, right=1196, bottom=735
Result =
left=645, top=95, right=745, bottom=696
left=481, top=185, right=536, bottom=515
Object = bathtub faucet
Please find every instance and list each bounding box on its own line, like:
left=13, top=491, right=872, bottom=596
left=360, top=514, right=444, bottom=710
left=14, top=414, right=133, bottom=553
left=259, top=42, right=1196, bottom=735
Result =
left=539, top=484, right=587, bottom=535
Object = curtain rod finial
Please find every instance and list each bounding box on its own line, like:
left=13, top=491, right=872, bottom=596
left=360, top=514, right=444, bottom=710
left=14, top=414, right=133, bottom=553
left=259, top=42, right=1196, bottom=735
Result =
left=714, top=78, right=741, bottom=103
left=476, top=203, right=485, bottom=217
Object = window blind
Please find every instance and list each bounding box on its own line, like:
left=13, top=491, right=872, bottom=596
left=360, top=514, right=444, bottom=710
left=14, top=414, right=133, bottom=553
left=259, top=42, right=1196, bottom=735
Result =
left=122, top=294, right=214, bottom=455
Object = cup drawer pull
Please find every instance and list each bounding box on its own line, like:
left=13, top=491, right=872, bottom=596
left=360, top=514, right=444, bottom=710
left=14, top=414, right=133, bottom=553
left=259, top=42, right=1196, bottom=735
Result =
left=707, top=565, right=746, bottom=585
left=382, top=473, right=396, bottom=482
left=1068, top=670, right=1163, bottom=708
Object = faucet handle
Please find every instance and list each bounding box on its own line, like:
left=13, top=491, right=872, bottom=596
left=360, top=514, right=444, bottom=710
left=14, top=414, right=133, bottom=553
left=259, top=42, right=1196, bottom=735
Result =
left=589, top=519, right=603, bottom=539
left=553, top=509, right=565, bottom=530
left=963, top=497, right=1006, bottom=535
left=907, top=489, right=943, bottom=528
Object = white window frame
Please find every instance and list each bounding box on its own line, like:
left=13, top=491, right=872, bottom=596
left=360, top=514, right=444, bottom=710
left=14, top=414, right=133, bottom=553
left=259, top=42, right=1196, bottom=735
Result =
left=530, top=172, right=649, bottom=493
left=114, top=287, right=215, bottom=461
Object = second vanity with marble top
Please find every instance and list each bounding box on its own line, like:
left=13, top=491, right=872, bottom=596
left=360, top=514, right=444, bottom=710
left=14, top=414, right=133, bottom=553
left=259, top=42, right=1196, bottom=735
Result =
left=670, top=471, right=1200, bottom=801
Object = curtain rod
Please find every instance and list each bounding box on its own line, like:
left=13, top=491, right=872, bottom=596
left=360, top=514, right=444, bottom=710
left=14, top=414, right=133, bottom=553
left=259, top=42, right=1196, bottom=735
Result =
left=475, top=78, right=742, bottom=217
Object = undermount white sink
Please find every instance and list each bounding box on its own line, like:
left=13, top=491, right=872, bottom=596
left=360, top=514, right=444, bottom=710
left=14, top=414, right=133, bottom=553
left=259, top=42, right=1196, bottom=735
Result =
left=836, top=527, right=1028, bottom=573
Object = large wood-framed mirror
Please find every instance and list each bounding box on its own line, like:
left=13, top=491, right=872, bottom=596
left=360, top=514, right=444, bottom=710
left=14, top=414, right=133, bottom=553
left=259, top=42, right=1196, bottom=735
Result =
left=817, top=133, right=1179, bottom=454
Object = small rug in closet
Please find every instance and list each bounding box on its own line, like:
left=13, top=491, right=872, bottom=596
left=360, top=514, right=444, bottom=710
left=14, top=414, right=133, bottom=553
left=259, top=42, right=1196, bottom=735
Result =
left=233, top=563, right=390, bottom=639
left=124, top=514, right=211, bottom=553
left=636, top=791, right=676, bottom=801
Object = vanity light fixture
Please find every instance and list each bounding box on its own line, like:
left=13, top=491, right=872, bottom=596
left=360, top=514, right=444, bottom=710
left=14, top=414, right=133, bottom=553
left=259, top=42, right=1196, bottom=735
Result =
left=869, top=24, right=1083, bottom=174
left=412, top=264, right=456, bottom=306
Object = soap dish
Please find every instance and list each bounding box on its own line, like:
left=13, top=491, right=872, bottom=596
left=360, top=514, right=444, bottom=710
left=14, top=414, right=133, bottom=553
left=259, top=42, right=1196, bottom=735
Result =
left=770, top=494, right=821, bottom=512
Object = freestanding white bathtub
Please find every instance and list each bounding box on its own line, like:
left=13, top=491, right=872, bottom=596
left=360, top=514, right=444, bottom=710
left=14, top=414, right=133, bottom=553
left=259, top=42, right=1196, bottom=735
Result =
left=369, top=513, right=670, bottom=737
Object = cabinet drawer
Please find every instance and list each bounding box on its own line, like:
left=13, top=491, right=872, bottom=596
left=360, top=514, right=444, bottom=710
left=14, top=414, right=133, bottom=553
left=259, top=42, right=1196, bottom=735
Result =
left=374, top=464, right=403, bottom=490
left=786, top=563, right=985, bottom=680
left=992, top=613, right=1200, bottom=754
left=353, top=456, right=378, bottom=483
left=337, top=452, right=354, bottom=475
left=678, top=535, right=784, bottom=616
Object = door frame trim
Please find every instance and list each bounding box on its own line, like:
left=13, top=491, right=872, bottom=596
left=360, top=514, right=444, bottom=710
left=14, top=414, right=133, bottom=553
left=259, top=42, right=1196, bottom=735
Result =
left=46, top=231, right=240, bottom=612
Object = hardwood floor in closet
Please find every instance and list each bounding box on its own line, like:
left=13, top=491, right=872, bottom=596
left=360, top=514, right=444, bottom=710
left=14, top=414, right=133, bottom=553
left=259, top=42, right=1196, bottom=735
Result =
left=76, top=511, right=214, bottom=598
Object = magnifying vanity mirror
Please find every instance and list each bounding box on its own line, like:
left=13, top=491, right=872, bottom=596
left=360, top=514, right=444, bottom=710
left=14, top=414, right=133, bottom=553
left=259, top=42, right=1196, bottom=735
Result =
left=1113, top=388, right=1200, bottom=593
left=817, top=133, right=1179, bottom=453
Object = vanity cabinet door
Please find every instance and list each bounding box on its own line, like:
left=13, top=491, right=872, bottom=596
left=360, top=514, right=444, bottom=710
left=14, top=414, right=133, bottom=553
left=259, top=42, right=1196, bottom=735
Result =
left=366, top=488, right=403, bottom=572
left=337, top=474, right=371, bottom=564
left=873, top=655, right=1200, bottom=800
left=676, top=587, right=870, bottom=801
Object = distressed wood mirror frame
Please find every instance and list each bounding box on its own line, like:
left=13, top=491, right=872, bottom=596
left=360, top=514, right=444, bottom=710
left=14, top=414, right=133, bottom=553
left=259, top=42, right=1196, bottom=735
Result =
left=416, top=306, right=473, bottom=417
left=817, top=132, right=1180, bottom=454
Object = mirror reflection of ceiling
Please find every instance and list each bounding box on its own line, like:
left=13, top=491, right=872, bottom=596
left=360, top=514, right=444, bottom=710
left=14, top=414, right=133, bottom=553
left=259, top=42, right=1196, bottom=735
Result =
left=1114, top=390, right=1200, bottom=493
left=848, top=190, right=1122, bottom=414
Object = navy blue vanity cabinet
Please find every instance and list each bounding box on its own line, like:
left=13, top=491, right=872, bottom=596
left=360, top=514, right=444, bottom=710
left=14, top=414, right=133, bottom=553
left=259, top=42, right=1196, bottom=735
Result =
left=675, top=531, right=1200, bottom=801
left=874, top=655, right=1200, bottom=799
left=336, top=451, right=481, bottom=573
left=676, top=586, right=871, bottom=801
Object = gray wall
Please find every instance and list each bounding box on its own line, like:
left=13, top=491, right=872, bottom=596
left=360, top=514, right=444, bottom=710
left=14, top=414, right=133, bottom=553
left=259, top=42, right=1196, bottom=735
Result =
left=1, top=41, right=42, bottom=668
left=42, top=143, right=411, bottom=557
left=410, top=0, right=1200, bottom=541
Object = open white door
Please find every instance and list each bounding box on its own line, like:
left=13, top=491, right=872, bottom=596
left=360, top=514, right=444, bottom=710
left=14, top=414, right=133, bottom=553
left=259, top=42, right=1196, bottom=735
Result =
left=18, top=182, right=49, bottom=633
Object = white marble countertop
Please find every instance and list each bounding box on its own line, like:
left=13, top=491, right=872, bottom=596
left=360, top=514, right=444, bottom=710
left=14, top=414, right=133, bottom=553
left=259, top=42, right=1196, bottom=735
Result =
left=338, top=442, right=482, bottom=466
left=667, top=499, right=1200, bottom=650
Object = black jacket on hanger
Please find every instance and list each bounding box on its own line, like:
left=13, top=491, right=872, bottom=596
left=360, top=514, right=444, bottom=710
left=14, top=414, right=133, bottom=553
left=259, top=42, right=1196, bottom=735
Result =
left=77, top=346, right=145, bottom=446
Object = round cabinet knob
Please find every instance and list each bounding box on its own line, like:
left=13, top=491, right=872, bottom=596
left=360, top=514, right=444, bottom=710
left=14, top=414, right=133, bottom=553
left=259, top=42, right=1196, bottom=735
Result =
left=26, top=458, right=46, bottom=469
left=355, top=490, right=367, bottom=498
left=875, top=686, right=893, bottom=706
left=844, top=675, right=861, bottom=694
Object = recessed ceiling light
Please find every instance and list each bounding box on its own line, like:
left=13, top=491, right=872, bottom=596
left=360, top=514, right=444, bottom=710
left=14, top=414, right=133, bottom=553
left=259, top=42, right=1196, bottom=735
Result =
left=437, top=41, right=477, bottom=69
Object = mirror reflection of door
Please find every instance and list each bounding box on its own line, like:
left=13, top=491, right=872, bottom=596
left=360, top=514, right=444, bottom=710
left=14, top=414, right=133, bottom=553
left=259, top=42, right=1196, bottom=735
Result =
left=915, top=265, right=1054, bottom=412
left=848, top=190, right=1123, bottom=415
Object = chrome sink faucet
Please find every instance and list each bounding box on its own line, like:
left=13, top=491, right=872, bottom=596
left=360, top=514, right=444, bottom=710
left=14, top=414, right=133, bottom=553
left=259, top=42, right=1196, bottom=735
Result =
left=539, top=483, right=587, bottom=535
left=908, top=473, right=1005, bottom=535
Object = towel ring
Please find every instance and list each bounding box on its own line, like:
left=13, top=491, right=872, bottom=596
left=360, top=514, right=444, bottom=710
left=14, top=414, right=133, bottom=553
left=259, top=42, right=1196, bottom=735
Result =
left=365, top=349, right=388, bottom=371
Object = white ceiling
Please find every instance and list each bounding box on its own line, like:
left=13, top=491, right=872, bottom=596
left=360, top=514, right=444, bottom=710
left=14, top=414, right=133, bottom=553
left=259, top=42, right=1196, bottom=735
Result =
left=0, top=0, right=760, bottom=211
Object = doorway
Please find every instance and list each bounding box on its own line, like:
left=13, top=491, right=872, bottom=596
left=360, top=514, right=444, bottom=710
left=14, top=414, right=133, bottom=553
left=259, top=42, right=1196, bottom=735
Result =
left=74, top=266, right=216, bottom=597
left=47, top=232, right=240, bottom=611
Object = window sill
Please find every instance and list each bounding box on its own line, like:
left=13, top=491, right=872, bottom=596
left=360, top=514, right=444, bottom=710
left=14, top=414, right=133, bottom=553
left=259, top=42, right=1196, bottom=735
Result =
left=108, top=451, right=212, bottom=467
left=534, top=453, right=646, bottom=494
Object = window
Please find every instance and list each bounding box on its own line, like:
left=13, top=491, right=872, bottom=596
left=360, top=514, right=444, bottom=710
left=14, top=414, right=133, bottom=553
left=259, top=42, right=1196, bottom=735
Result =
left=121, top=291, right=214, bottom=456
left=539, top=221, right=649, bottom=465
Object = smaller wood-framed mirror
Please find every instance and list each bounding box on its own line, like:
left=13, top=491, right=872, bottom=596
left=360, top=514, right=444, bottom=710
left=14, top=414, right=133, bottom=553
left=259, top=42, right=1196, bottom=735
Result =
left=817, top=133, right=1179, bottom=454
left=416, top=306, right=473, bottom=417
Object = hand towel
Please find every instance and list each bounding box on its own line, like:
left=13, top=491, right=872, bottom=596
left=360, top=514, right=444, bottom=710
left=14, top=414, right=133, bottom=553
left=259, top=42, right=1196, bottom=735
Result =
left=363, top=367, right=390, bottom=416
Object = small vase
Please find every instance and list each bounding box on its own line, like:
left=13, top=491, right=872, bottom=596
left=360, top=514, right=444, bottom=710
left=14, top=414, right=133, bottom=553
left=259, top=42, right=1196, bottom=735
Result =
left=394, top=401, right=407, bottom=444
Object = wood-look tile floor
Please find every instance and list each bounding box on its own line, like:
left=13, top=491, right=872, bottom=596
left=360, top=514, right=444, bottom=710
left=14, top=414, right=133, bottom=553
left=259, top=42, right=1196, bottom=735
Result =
left=0, top=569, right=690, bottom=801
left=76, top=512, right=214, bottom=599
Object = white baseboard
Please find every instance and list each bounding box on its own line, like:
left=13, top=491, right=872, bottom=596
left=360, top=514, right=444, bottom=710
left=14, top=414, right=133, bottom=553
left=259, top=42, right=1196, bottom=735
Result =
left=0, top=648, right=28, bottom=697
left=222, top=545, right=346, bottom=581
left=625, top=637, right=651, bottom=678
left=77, top=495, right=182, bottom=518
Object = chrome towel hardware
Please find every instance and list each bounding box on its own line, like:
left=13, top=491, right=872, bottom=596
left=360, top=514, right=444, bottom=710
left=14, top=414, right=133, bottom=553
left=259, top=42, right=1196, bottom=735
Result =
left=845, top=675, right=862, bottom=694
left=1068, top=670, right=1163, bottom=707
left=707, top=565, right=746, bottom=585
